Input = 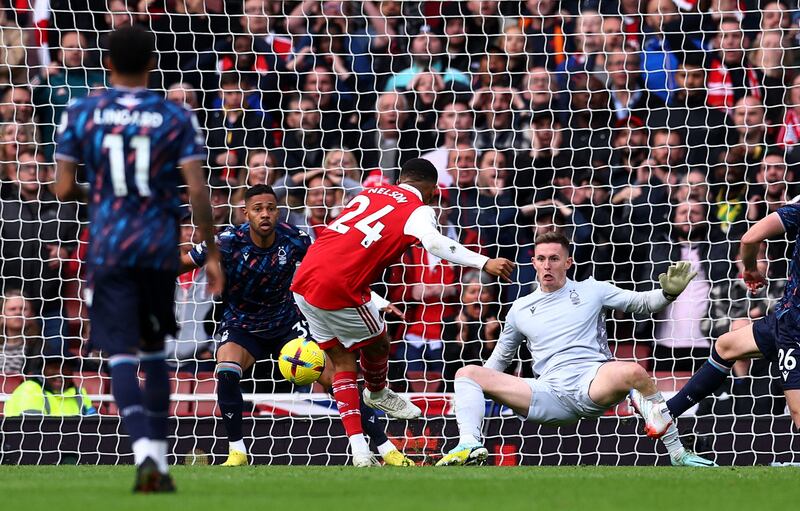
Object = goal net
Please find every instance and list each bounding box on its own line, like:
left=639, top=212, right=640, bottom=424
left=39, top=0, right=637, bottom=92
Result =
left=1, top=0, right=799, bottom=466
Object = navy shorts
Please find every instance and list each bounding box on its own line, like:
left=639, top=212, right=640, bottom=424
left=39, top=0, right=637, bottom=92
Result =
left=87, top=266, right=177, bottom=355
left=752, top=311, right=800, bottom=390
left=219, top=320, right=310, bottom=361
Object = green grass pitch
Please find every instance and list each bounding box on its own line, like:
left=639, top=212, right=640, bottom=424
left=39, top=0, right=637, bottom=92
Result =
left=2, top=465, right=798, bottom=511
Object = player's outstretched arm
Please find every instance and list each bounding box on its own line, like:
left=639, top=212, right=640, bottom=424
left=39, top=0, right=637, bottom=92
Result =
left=599, top=261, right=698, bottom=315
left=54, top=159, right=87, bottom=202
left=181, top=159, right=224, bottom=295
left=404, top=206, right=516, bottom=280
left=740, top=212, right=785, bottom=292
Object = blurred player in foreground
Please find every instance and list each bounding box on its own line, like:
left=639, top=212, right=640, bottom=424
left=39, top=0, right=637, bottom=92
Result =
left=54, top=26, right=223, bottom=491
left=181, top=184, right=413, bottom=467
left=437, top=232, right=715, bottom=467
left=662, top=201, right=800, bottom=429
left=291, top=158, right=515, bottom=466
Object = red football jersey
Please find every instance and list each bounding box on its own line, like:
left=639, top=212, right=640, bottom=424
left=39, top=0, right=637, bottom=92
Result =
left=292, top=185, right=424, bottom=310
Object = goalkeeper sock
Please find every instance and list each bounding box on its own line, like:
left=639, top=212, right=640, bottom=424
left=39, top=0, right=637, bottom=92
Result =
left=109, top=354, right=149, bottom=462
left=216, top=362, right=245, bottom=447
left=360, top=399, right=389, bottom=447
left=454, top=376, right=486, bottom=445
left=667, top=346, right=733, bottom=417
left=332, top=371, right=365, bottom=448
left=360, top=350, right=389, bottom=393
left=660, top=422, right=685, bottom=459
left=139, top=350, right=169, bottom=442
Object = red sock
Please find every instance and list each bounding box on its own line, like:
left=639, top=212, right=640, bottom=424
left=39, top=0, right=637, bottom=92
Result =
left=360, top=351, right=388, bottom=392
left=331, top=371, right=363, bottom=437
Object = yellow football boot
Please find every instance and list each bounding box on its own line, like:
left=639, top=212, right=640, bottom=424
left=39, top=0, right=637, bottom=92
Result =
left=382, top=449, right=415, bottom=466
left=221, top=449, right=248, bottom=467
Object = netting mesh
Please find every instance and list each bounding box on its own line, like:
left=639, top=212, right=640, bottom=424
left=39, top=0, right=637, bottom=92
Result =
left=1, top=0, right=800, bottom=465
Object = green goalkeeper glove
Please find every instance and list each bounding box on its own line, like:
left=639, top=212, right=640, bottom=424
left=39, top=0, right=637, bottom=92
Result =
left=658, top=261, right=698, bottom=301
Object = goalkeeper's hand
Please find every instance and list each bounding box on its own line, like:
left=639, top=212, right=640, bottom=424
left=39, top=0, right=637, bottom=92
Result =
left=658, top=261, right=698, bottom=300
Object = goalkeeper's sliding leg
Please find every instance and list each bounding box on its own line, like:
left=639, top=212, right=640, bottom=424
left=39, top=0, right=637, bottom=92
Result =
left=437, top=362, right=715, bottom=467
left=665, top=319, right=800, bottom=429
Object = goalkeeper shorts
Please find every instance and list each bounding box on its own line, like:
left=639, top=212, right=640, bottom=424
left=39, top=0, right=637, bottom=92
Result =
left=518, top=362, right=609, bottom=426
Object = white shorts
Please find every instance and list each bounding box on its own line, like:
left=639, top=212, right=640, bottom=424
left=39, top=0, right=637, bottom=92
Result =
left=293, top=293, right=385, bottom=351
left=519, top=362, right=610, bottom=426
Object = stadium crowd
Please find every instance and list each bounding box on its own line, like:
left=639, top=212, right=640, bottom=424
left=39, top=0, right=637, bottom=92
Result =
left=0, top=0, right=799, bottom=411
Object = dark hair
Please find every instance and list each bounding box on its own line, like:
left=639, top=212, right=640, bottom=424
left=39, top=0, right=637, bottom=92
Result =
left=534, top=231, right=571, bottom=252
left=399, top=158, right=438, bottom=185
left=245, top=184, right=277, bottom=201
left=764, top=146, right=786, bottom=161
left=220, top=72, right=248, bottom=88
left=108, top=26, right=154, bottom=75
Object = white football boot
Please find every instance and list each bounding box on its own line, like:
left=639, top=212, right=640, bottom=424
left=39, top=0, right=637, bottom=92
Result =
left=628, top=389, right=673, bottom=439
left=363, top=388, right=421, bottom=420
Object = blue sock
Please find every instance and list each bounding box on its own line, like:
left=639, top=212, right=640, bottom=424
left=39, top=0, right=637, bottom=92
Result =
left=139, top=350, right=170, bottom=441
left=360, top=400, right=389, bottom=447
left=109, top=354, right=148, bottom=443
left=216, top=362, right=244, bottom=443
left=667, top=346, right=734, bottom=417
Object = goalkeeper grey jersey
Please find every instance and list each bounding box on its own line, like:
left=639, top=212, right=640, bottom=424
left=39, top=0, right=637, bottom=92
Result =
left=485, top=278, right=670, bottom=379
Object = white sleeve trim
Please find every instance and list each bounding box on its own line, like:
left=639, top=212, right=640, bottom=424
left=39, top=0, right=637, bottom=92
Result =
left=403, top=206, right=490, bottom=270
left=370, top=292, right=390, bottom=310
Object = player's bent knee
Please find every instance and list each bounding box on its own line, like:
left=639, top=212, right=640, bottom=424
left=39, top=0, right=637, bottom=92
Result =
left=455, top=364, right=484, bottom=381
left=715, top=332, right=739, bottom=361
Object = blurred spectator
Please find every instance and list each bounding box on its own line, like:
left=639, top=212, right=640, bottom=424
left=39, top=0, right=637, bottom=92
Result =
left=322, top=148, right=363, bottom=201
left=778, top=74, right=800, bottom=157
left=707, top=16, right=785, bottom=115
left=710, top=151, right=750, bottom=237
left=473, top=86, right=530, bottom=152
left=0, top=85, right=34, bottom=124
left=442, top=272, right=501, bottom=389
left=299, top=172, right=342, bottom=239
left=32, top=30, right=106, bottom=159
left=360, top=91, right=422, bottom=179
left=498, top=25, right=528, bottom=88
left=205, top=72, right=272, bottom=177
left=729, top=95, right=769, bottom=164
left=0, top=122, right=37, bottom=181
left=166, top=82, right=204, bottom=125
left=642, top=201, right=734, bottom=370
left=278, top=94, right=336, bottom=175
left=0, top=149, right=79, bottom=347
left=167, top=218, right=214, bottom=368
left=0, top=6, right=25, bottom=87
left=658, top=54, right=734, bottom=166
left=406, top=69, right=444, bottom=142
left=4, top=356, right=96, bottom=416
left=604, top=50, right=667, bottom=126
left=0, top=290, right=43, bottom=376
left=521, top=0, right=565, bottom=70
left=384, top=26, right=469, bottom=92
left=566, top=72, right=613, bottom=151
left=746, top=148, right=796, bottom=220
left=421, top=98, right=475, bottom=185
left=522, top=66, right=564, bottom=117
left=648, top=128, right=687, bottom=184
left=672, top=169, right=711, bottom=204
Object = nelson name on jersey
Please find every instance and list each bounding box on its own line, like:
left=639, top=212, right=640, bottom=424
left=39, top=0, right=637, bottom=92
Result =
left=365, top=187, right=409, bottom=203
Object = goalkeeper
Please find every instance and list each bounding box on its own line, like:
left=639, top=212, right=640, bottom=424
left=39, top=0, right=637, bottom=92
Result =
left=437, top=232, right=714, bottom=467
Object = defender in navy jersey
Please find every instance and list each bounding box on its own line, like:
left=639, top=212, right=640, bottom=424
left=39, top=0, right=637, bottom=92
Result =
left=54, top=26, right=223, bottom=492
left=665, top=197, right=800, bottom=429
left=180, top=185, right=413, bottom=467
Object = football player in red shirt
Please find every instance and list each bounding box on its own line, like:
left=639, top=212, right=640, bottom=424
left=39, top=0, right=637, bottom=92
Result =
left=292, top=158, right=514, bottom=465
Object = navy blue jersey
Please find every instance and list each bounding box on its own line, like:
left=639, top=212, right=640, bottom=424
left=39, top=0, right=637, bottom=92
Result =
left=55, top=87, right=205, bottom=273
left=775, top=204, right=800, bottom=320
left=189, top=222, right=311, bottom=334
